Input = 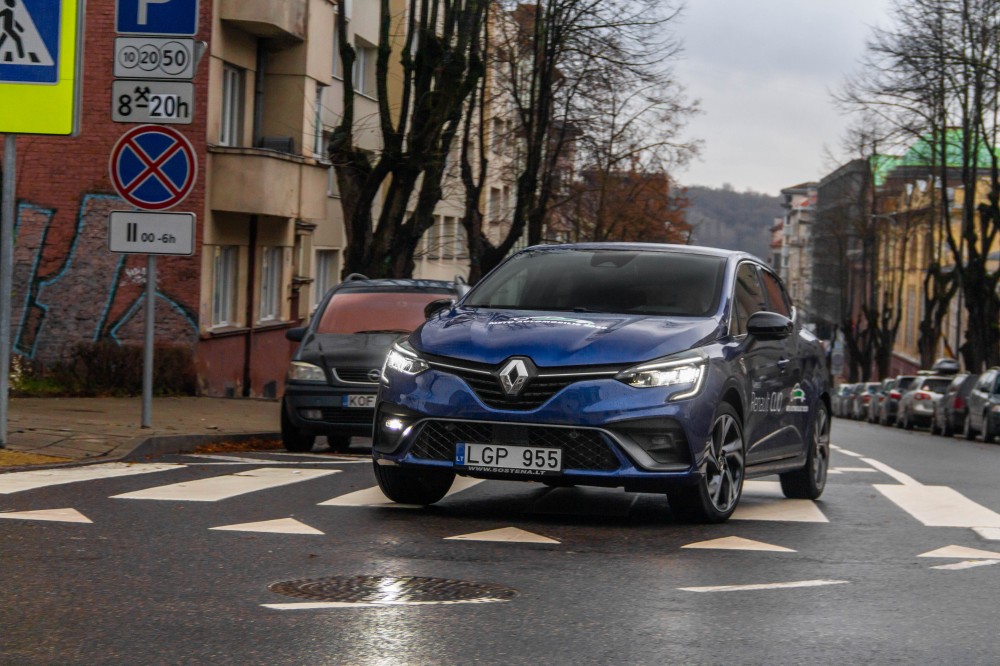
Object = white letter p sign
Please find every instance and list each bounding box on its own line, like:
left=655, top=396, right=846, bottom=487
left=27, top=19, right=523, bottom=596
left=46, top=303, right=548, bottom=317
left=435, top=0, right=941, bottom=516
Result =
left=138, top=0, right=171, bottom=25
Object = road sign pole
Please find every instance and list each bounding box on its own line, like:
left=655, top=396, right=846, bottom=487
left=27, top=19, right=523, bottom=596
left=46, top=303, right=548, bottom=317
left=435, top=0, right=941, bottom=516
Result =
left=0, top=134, right=16, bottom=446
left=142, top=254, right=156, bottom=428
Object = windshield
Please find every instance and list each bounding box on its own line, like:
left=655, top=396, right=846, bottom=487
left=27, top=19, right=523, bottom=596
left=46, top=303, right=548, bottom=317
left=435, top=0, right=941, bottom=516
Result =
left=316, top=291, right=448, bottom=334
left=463, top=249, right=727, bottom=316
left=918, top=378, right=951, bottom=393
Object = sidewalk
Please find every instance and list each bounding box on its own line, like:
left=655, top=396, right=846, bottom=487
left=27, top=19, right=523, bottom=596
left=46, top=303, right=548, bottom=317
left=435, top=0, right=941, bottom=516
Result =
left=0, top=396, right=282, bottom=469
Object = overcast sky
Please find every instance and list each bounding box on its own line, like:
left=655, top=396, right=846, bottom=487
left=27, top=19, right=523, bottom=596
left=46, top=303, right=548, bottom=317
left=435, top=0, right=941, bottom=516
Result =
left=673, top=0, right=892, bottom=196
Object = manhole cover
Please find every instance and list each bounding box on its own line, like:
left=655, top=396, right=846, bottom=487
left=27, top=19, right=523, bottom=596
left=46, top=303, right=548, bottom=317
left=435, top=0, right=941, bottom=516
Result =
left=268, top=575, right=517, bottom=605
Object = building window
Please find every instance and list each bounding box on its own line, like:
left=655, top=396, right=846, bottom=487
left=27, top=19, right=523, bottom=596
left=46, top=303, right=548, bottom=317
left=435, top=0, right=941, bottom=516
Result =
left=212, top=246, right=239, bottom=327
left=354, top=38, right=377, bottom=97
left=314, top=249, right=340, bottom=307
left=313, top=84, right=327, bottom=157
left=332, top=19, right=343, bottom=79
left=259, top=246, right=283, bottom=322
left=220, top=64, right=244, bottom=146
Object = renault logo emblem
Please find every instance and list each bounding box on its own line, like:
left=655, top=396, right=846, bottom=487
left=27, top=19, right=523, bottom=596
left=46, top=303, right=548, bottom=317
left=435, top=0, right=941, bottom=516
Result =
left=498, top=357, right=535, bottom=396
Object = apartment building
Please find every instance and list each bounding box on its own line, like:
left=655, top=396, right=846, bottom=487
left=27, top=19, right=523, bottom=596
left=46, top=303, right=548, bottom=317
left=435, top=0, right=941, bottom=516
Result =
left=0, top=0, right=488, bottom=398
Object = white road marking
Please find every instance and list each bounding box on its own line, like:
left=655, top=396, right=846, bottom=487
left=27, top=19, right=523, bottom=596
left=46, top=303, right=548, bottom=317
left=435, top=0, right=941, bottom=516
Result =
left=919, top=545, right=1000, bottom=559
left=111, top=468, right=339, bottom=502
left=183, top=454, right=350, bottom=465
left=862, top=458, right=920, bottom=485
left=0, top=508, right=92, bottom=524
left=681, top=536, right=795, bottom=553
left=875, top=484, right=1000, bottom=528
left=318, top=476, right=482, bottom=507
left=210, top=518, right=324, bottom=535
left=974, top=527, right=1000, bottom=541
left=679, top=579, right=849, bottom=593
left=831, top=446, right=864, bottom=458
left=733, top=481, right=829, bottom=523
left=0, top=462, right=183, bottom=494
left=833, top=467, right=876, bottom=473
left=263, top=598, right=511, bottom=610
left=445, top=527, right=559, bottom=544
left=931, top=560, right=1000, bottom=571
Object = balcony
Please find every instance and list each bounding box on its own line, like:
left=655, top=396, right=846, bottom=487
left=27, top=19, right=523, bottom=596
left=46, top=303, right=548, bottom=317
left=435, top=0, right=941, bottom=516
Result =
left=219, top=0, right=306, bottom=43
left=209, top=147, right=327, bottom=221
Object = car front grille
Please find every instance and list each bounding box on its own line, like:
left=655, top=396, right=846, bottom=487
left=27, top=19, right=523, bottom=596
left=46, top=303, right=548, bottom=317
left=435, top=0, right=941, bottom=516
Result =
left=333, top=368, right=380, bottom=384
left=408, top=420, right=620, bottom=471
left=424, top=355, right=621, bottom=410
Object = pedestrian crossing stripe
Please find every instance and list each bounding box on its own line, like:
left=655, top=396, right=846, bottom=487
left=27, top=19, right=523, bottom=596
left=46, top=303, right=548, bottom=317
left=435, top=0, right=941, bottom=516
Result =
left=0, top=0, right=55, bottom=66
left=112, top=468, right=340, bottom=502
left=918, top=545, right=1000, bottom=560
left=930, top=560, right=1000, bottom=571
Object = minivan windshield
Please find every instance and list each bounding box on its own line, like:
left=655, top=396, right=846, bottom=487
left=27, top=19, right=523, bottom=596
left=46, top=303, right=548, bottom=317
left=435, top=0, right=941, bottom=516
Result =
left=316, top=291, right=448, bottom=334
left=463, top=249, right=727, bottom=316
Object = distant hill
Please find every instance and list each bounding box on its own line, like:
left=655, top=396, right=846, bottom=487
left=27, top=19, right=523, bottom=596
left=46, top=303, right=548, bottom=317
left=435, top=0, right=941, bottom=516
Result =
left=682, top=185, right=780, bottom=260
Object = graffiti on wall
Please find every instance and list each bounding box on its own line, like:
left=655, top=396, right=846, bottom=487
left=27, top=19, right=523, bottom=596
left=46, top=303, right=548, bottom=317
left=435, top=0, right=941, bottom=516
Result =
left=12, top=194, right=199, bottom=365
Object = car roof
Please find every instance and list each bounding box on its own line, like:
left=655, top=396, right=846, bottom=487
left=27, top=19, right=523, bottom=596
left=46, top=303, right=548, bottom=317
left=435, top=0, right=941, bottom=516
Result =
left=335, top=277, right=457, bottom=293
left=520, top=242, right=764, bottom=264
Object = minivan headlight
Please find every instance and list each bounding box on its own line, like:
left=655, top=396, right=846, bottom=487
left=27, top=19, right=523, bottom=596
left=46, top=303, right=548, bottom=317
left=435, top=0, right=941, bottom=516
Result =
left=384, top=341, right=430, bottom=377
left=287, top=361, right=326, bottom=382
left=616, top=354, right=706, bottom=401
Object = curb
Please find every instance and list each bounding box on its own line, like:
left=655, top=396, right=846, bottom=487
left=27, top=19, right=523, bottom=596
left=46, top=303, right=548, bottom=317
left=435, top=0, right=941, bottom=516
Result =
left=123, top=431, right=282, bottom=461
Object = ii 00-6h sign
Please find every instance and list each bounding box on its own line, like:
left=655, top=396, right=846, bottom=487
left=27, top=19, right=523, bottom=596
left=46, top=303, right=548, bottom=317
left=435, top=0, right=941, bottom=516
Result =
left=109, top=211, right=194, bottom=255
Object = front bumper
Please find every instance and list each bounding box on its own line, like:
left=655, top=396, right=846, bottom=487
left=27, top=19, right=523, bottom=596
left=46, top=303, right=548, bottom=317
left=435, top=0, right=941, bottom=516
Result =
left=283, top=383, right=377, bottom=436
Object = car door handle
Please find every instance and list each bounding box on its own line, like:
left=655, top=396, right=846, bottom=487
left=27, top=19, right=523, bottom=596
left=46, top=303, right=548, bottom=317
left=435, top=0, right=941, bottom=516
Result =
left=777, top=358, right=790, bottom=369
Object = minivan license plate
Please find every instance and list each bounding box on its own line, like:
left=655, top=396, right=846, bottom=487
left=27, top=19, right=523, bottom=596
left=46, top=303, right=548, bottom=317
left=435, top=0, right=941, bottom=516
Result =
left=456, top=442, right=562, bottom=474
left=343, top=394, right=376, bottom=408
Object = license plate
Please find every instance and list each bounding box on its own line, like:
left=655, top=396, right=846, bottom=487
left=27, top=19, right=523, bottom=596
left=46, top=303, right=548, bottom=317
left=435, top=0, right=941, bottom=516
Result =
left=343, top=394, right=376, bottom=408
left=456, top=442, right=562, bottom=475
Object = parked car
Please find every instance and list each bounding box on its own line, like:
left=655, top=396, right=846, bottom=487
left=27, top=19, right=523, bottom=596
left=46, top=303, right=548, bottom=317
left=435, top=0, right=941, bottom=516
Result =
left=373, top=243, right=832, bottom=523
left=833, top=384, right=854, bottom=418
left=962, top=368, right=1000, bottom=442
left=867, top=379, right=894, bottom=423
left=281, top=275, right=467, bottom=452
left=853, top=382, right=882, bottom=420
left=897, top=376, right=953, bottom=430
left=932, top=372, right=978, bottom=437
left=877, top=375, right=917, bottom=426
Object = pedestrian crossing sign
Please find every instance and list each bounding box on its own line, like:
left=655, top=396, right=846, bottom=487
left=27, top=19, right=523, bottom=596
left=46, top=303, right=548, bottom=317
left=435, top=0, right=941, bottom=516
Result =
left=0, top=0, right=82, bottom=135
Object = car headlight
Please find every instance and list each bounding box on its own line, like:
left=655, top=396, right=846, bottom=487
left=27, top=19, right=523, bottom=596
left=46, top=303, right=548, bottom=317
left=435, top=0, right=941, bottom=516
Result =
left=383, top=341, right=430, bottom=377
left=616, top=354, right=707, bottom=401
left=287, top=361, right=326, bottom=382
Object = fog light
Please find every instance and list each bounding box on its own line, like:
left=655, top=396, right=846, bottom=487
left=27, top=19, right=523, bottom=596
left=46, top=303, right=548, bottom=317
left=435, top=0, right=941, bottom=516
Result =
left=301, top=409, right=323, bottom=420
left=384, top=418, right=406, bottom=432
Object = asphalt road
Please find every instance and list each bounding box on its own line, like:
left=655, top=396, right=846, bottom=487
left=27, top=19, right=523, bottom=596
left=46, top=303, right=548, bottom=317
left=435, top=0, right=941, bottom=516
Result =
left=2, top=420, right=999, bottom=665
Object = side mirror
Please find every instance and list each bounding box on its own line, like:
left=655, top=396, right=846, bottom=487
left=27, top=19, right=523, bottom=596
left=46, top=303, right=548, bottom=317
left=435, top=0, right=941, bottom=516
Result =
left=285, top=327, right=306, bottom=342
left=746, top=311, right=793, bottom=339
left=424, top=299, right=454, bottom=319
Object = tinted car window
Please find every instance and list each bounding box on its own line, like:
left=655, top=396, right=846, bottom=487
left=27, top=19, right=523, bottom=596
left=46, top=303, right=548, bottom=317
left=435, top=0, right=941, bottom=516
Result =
left=463, top=249, right=727, bottom=317
left=316, top=291, right=446, bottom=334
left=760, top=270, right=791, bottom=317
left=732, top=263, right=766, bottom=336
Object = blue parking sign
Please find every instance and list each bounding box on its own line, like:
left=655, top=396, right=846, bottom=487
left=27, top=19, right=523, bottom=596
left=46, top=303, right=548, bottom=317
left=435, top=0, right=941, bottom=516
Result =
left=116, top=0, right=198, bottom=36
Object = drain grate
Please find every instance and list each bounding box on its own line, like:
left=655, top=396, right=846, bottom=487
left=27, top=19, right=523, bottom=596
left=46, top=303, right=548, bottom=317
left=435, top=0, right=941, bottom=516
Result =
left=268, top=575, right=517, bottom=605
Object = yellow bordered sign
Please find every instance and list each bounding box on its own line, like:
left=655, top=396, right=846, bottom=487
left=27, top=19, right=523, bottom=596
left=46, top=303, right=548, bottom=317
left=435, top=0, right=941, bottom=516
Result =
left=0, top=0, right=84, bottom=135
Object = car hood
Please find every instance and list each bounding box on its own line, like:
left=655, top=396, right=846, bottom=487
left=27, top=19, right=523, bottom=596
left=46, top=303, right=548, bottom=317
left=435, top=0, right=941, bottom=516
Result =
left=412, top=308, right=723, bottom=367
left=296, top=332, right=404, bottom=367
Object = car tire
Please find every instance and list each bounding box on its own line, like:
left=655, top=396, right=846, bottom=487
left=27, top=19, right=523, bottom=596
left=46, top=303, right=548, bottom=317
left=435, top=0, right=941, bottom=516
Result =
left=964, top=413, right=977, bottom=441
left=281, top=406, right=316, bottom=453
left=983, top=414, right=994, bottom=443
left=941, top=416, right=954, bottom=438
left=667, top=403, right=745, bottom=524
left=780, top=402, right=830, bottom=500
left=930, top=418, right=940, bottom=436
left=373, top=461, right=455, bottom=505
left=326, top=433, right=353, bottom=452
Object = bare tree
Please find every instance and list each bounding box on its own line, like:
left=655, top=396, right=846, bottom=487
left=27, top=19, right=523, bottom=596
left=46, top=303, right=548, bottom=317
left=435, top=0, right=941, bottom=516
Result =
left=328, top=0, right=490, bottom=278
left=457, top=0, right=696, bottom=282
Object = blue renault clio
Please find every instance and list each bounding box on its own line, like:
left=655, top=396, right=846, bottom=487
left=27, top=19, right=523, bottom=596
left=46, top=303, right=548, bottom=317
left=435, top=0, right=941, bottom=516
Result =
left=372, top=244, right=831, bottom=522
